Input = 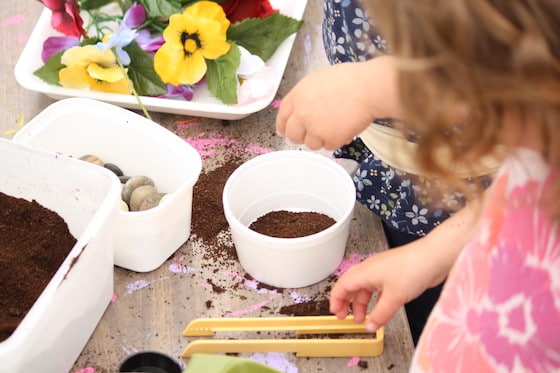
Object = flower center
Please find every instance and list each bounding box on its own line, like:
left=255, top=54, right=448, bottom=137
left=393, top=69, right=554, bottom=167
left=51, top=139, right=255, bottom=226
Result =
left=181, top=32, right=201, bottom=56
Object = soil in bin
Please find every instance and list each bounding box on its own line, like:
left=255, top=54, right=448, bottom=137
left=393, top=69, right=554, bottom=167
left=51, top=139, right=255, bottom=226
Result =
left=0, top=191, right=76, bottom=343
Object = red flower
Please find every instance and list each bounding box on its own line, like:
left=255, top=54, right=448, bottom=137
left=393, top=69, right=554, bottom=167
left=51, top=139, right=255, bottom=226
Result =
left=38, top=0, right=86, bottom=38
left=219, top=0, right=277, bottom=23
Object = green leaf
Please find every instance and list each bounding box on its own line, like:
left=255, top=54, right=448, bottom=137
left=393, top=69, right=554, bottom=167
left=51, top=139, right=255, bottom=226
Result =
left=206, top=42, right=241, bottom=105
left=78, top=0, right=115, bottom=11
left=227, top=13, right=303, bottom=61
left=139, top=0, right=183, bottom=18
left=33, top=52, right=65, bottom=86
left=124, top=41, right=167, bottom=96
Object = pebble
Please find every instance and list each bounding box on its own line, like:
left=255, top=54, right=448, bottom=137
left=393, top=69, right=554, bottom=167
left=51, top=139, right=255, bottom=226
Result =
left=104, top=163, right=124, bottom=177
left=120, top=200, right=129, bottom=211
left=138, top=193, right=165, bottom=211
left=122, top=175, right=155, bottom=205
left=79, top=155, right=165, bottom=212
left=80, top=154, right=104, bottom=167
left=129, top=185, right=159, bottom=211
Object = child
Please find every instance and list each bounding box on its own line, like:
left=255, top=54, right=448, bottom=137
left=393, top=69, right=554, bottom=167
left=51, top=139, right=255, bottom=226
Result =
left=318, top=0, right=500, bottom=344
left=277, top=0, right=560, bottom=370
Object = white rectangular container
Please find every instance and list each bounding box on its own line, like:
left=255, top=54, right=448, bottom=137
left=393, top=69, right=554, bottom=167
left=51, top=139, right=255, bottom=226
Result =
left=13, top=98, right=203, bottom=272
left=0, top=138, right=121, bottom=373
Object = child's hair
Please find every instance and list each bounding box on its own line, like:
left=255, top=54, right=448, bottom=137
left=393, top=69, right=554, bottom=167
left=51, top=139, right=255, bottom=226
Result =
left=367, top=0, right=560, bottom=213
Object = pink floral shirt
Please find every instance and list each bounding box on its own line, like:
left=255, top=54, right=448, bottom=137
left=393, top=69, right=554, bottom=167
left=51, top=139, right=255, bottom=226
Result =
left=410, top=148, right=560, bottom=372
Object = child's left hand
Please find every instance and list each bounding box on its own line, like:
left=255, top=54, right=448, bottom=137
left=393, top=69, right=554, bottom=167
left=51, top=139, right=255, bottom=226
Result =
left=329, top=244, right=434, bottom=332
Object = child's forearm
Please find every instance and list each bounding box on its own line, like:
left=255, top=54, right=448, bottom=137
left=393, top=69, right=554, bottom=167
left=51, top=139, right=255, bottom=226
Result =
left=352, top=56, right=403, bottom=121
left=418, top=197, right=483, bottom=287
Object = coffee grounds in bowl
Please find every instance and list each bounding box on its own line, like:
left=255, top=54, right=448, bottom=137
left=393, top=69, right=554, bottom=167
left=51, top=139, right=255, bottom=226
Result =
left=0, top=191, right=76, bottom=342
left=249, top=210, right=336, bottom=238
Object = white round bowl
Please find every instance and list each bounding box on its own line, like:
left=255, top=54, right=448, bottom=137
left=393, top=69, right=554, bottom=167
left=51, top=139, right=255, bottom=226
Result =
left=223, top=150, right=355, bottom=288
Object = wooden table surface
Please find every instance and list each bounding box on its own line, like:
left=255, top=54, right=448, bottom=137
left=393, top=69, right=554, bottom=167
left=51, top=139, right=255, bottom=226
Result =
left=1, top=1, right=414, bottom=372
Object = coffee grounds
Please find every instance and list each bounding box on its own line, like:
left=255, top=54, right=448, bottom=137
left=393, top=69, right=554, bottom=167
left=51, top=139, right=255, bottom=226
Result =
left=249, top=210, right=336, bottom=238
left=0, top=191, right=76, bottom=342
left=191, top=159, right=241, bottom=244
left=188, top=156, right=339, bottom=318
left=278, top=298, right=331, bottom=316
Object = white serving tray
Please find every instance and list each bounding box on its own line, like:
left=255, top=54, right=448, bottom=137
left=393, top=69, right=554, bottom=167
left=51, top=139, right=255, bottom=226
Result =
left=14, top=1, right=308, bottom=120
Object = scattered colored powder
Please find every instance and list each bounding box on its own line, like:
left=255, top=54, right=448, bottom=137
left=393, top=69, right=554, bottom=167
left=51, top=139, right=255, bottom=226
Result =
left=248, top=352, right=298, bottom=373
left=347, top=356, right=361, bottom=367
left=0, top=14, right=24, bottom=28
left=303, top=32, right=312, bottom=64
left=245, top=143, right=273, bottom=155
left=73, top=368, right=95, bottom=373
left=271, top=99, right=282, bottom=109
left=289, top=291, right=313, bottom=304
left=126, top=279, right=150, bottom=294
left=169, top=263, right=196, bottom=274
left=111, top=293, right=118, bottom=302
left=227, top=294, right=281, bottom=317
left=333, top=252, right=372, bottom=276
left=184, top=131, right=239, bottom=159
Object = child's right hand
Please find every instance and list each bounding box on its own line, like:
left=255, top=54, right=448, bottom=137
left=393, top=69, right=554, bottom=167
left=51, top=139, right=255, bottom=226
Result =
left=275, top=56, right=400, bottom=150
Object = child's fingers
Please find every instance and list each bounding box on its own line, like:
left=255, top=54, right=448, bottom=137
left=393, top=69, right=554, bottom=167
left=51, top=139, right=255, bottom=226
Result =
left=329, top=296, right=350, bottom=319
left=366, top=291, right=402, bottom=332
left=275, top=95, right=293, bottom=137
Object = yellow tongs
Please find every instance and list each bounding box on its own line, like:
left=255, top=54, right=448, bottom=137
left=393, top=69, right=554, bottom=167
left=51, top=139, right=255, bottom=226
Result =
left=182, top=315, right=384, bottom=357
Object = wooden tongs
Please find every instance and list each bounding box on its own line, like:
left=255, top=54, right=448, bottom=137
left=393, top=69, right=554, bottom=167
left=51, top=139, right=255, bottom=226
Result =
left=182, top=315, right=384, bottom=357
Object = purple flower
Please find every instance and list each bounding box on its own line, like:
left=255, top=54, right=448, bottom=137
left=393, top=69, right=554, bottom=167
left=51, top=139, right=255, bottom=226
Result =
left=41, top=35, right=80, bottom=62
left=121, top=2, right=146, bottom=30
left=136, top=29, right=164, bottom=53
left=159, top=84, right=195, bottom=101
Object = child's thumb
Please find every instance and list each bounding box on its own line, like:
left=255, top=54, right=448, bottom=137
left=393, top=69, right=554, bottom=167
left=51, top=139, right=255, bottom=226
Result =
left=364, top=295, right=400, bottom=333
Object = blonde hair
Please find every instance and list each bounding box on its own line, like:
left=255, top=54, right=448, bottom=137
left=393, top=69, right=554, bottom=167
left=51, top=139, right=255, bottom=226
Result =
left=368, top=0, right=560, bottom=213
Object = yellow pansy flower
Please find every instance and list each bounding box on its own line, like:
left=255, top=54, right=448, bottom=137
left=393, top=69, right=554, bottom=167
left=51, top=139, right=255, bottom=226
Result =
left=154, top=1, right=231, bottom=85
left=59, top=45, right=129, bottom=94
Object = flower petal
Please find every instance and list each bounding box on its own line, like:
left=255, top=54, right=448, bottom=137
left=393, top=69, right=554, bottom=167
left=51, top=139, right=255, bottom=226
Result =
left=87, top=63, right=125, bottom=83
left=59, top=65, right=91, bottom=88
left=61, top=45, right=116, bottom=67
left=41, top=36, right=80, bottom=62
left=121, top=2, right=146, bottom=30
left=89, top=78, right=130, bottom=94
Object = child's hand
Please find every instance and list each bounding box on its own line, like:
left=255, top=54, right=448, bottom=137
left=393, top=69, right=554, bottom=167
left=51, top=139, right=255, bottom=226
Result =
left=276, top=56, right=399, bottom=150
left=329, top=245, right=434, bottom=332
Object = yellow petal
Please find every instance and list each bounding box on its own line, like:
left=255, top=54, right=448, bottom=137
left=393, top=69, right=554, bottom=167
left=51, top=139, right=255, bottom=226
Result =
left=176, top=52, right=208, bottom=85
left=61, top=45, right=115, bottom=67
left=155, top=43, right=207, bottom=85
left=87, top=63, right=125, bottom=83
left=163, top=13, right=188, bottom=46
left=89, top=78, right=130, bottom=94
left=154, top=43, right=184, bottom=85
left=186, top=1, right=230, bottom=32
left=59, top=65, right=91, bottom=88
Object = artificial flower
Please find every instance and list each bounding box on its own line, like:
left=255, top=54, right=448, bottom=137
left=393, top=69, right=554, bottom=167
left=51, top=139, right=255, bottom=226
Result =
left=160, top=84, right=195, bottom=100
left=219, top=0, right=276, bottom=23
left=237, top=66, right=278, bottom=105
left=154, top=1, right=231, bottom=85
left=38, top=0, right=86, bottom=38
left=96, top=3, right=146, bottom=65
left=136, top=29, right=164, bottom=53
left=121, top=2, right=146, bottom=30
left=35, top=0, right=303, bottom=106
left=97, top=28, right=138, bottom=65
left=41, top=36, right=80, bottom=62
left=58, top=45, right=129, bottom=93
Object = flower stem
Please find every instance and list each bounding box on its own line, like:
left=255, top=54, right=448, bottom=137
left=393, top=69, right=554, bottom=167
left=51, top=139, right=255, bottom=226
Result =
left=115, top=52, right=152, bottom=121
